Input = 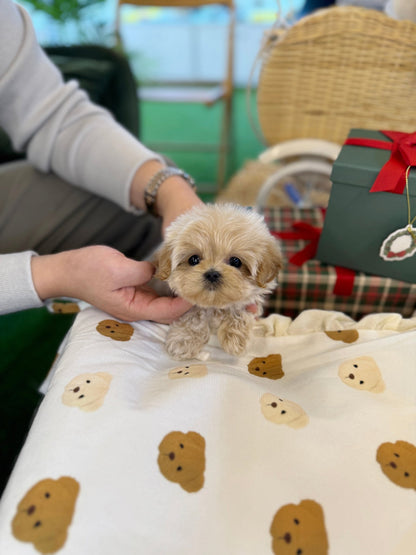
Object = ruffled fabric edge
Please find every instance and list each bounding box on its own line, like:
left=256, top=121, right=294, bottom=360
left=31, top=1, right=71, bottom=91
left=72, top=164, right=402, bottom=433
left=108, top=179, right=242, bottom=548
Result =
left=254, top=309, right=416, bottom=337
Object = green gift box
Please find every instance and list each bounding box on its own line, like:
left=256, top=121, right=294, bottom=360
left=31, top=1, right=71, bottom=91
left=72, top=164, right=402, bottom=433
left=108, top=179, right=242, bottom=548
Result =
left=317, top=129, right=416, bottom=283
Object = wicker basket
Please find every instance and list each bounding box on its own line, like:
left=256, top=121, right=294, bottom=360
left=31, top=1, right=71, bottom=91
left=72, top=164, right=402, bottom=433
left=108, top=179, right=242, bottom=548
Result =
left=257, top=6, right=416, bottom=146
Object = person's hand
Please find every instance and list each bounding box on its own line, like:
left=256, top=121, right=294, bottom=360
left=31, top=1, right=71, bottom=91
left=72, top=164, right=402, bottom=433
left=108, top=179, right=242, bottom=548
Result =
left=31, top=245, right=192, bottom=323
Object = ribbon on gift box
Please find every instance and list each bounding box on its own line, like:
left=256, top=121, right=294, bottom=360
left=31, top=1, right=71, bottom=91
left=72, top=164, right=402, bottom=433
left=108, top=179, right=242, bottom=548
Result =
left=345, top=130, right=416, bottom=194
left=273, top=222, right=356, bottom=296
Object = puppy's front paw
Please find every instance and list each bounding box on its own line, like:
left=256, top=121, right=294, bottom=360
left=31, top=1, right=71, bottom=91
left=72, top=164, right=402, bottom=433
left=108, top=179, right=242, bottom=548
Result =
left=166, top=337, right=202, bottom=360
left=218, top=326, right=248, bottom=357
left=166, top=328, right=210, bottom=361
left=165, top=307, right=211, bottom=360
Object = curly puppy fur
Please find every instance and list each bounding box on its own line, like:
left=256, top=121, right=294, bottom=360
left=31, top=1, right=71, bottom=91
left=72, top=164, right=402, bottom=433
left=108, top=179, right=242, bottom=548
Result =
left=153, top=203, right=283, bottom=360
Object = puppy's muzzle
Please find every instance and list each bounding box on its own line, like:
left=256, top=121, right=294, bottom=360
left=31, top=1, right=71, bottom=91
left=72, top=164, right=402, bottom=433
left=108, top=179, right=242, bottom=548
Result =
left=203, top=269, right=222, bottom=289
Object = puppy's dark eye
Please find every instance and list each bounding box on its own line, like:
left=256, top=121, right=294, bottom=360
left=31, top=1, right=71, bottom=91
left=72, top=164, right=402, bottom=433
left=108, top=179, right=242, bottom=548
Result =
left=188, top=255, right=200, bottom=266
left=229, top=257, right=242, bottom=268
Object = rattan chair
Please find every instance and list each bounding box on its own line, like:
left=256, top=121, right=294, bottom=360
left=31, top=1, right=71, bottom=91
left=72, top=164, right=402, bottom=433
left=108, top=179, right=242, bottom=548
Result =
left=115, top=0, right=235, bottom=191
left=254, top=5, right=416, bottom=207
left=257, top=5, right=416, bottom=146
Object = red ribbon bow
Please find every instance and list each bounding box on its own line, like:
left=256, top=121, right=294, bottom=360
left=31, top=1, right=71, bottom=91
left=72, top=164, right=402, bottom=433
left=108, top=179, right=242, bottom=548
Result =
left=345, top=130, right=416, bottom=194
left=276, top=222, right=321, bottom=265
left=272, top=222, right=355, bottom=296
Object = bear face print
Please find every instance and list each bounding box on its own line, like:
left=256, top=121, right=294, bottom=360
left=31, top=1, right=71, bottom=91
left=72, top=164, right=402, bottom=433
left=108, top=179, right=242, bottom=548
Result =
left=96, top=319, right=134, bottom=341
left=376, top=440, right=416, bottom=490
left=260, top=393, right=309, bottom=429
left=51, top=302, right=80, bottom=314
left=248, top=354, right=284, bottom=380
left=168, top=364, right=208, bottom=379
left=12, top=476, right=80, bottom=554
left=158, top=431, right=206, bottom=493
left=325, top=330, right=359, bottom=343
left=62, top=372, right=112, bottom=412
left=270, top=499, right=329, bottom=555
left=338, top=356, right=385, bottom=393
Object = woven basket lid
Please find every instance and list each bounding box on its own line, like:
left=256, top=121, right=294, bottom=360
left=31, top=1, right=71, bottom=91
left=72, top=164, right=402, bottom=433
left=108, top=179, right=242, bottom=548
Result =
left=257, top=6, right=416, bottom=146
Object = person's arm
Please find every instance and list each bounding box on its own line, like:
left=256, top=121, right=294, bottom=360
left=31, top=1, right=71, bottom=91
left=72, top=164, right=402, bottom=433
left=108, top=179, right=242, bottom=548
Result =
left=0, top=1, right=203, bottom=319
left=29, top=246, right=256, bottom=323
left=29, top=246, right=192, bottom=323
left=27, top=160, right=202, bottom=320
left=0, top=252, right=44, bottom=315
left=0, top=1, right=162, bottom=212
left=0, top=0, right=202, bottom=224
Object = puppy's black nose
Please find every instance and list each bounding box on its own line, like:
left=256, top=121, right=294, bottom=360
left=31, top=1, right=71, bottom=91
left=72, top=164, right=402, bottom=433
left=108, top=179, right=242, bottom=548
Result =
left=204, top=269, right=222, bottom=284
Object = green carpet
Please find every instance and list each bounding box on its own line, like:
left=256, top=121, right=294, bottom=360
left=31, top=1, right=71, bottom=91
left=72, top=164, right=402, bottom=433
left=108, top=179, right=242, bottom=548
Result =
left=140, top=88, right=265, bottom=196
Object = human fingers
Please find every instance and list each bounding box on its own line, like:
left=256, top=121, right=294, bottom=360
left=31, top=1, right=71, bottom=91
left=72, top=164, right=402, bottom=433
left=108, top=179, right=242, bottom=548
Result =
left=126, top=286, right=192, bottom=324
left=145, top=295, right=193, bottom=324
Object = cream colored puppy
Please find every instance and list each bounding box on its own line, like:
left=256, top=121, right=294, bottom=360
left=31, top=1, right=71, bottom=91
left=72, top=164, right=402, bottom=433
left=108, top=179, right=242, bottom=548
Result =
left=154, top=203, right=282, bottom=360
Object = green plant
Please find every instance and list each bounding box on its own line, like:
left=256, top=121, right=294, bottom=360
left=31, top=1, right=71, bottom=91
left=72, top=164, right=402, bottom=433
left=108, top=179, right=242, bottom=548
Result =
left=21, top=0, right=113, bottom=44
left=22, top=0, right=106, bottom=24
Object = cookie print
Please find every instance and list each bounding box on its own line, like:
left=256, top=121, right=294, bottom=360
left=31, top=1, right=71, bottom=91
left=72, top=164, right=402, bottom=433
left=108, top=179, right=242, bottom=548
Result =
left=158, top=431, right=206, bottom=493
left=51, top=302, right=80, bottom=314
left=376, top=440, right=416, bottom=490
left=248, top=354, right=284, bottom=380
left=96, top=319, right=134, bottom=341
left=12, top=477, right=80, bottom=554
left=325, top=330, right=358, bottom=343
left=270, top=499, right=329, bottom=555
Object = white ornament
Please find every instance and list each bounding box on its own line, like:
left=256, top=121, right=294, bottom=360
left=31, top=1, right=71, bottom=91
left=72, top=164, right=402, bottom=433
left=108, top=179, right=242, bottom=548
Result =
left=380, top=226, right=416, bottom=262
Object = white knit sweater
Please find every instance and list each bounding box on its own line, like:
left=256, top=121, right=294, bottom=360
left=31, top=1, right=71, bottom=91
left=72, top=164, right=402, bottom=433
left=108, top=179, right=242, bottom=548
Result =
left=0, top=0, right=161, bottom=314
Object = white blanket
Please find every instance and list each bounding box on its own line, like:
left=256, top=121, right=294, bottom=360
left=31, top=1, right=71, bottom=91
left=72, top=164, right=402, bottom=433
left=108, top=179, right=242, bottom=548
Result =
left=0, top=307, right=415, bottom=555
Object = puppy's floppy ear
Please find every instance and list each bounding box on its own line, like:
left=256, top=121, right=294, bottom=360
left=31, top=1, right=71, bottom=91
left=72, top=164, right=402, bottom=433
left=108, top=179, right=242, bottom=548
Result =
left=256, top=238, right=284, bottom=288
left=153, top=242, right=173, bottom=281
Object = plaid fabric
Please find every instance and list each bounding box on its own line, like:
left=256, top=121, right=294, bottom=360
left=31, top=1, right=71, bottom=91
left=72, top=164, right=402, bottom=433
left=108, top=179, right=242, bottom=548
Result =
left=262, top=207, right=416, bottom=320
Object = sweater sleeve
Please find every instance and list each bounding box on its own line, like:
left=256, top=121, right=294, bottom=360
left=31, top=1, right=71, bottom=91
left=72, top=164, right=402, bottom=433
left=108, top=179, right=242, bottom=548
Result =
left=0, top=252, right=43, bottom=315
left=0, top=0, right=163, bottom=212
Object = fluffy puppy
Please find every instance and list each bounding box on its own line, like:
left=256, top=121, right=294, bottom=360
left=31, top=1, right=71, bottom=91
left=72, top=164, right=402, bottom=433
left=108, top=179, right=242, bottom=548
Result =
left=154, top=203, right=283, bottom=360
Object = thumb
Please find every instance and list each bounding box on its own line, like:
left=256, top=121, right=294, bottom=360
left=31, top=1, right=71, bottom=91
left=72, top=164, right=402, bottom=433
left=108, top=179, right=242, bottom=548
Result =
left=141, top=295, right=192, bottom=324
left=120, top=259, right=155, bottom=287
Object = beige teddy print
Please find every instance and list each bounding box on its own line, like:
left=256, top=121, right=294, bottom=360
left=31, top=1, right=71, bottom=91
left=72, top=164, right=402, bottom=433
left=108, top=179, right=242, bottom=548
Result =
left=338, top=356, right=385, bottom=393
left=260, top=393, right=309, bottom=429
left=168, top=364, right=208, bottom=379
left=62, top=372, right=112, bottom=412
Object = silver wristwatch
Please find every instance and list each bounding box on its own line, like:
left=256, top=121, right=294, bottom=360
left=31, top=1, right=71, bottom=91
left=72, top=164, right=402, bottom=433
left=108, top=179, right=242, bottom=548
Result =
left=144, top=167, right=196, bottom=215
